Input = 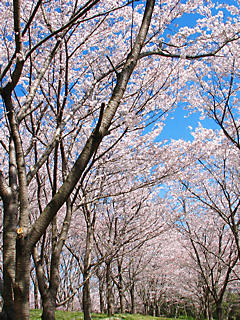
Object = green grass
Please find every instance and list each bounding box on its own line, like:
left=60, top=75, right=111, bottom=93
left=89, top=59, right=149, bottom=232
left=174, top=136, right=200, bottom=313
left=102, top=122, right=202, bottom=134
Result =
left=30, top=309, right=83, bottom=319
left=116, top=314, right=173, bottom=320
left=30, top=310, right=182, bottom=320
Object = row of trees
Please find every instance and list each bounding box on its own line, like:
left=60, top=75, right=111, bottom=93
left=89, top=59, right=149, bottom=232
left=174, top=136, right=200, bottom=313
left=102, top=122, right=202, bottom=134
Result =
left=29, top=126, right=239, bottom=320
left=0, top=0, right=240, bottom=319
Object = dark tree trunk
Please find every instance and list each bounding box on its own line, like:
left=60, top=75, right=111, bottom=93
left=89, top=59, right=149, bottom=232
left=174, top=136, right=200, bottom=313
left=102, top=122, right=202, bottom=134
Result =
left=117, top=260, right=124, bottom=314
left=106, top=261, right=114, bottom=316
left=130, top=283, right=135, bottom=314
left=13, top=243, right=31, bottom=320
left=34, top=243, right=60, bottom=320
left=38, top=257, right=59, bottom=320
left=30, top=271, right=39, bottom=310
left=216, top=303, right=223, bottom=320
left=82, top=278, right=91, bottom=320
left=33, top=278, right=39, bottom=310
left=98, top=274, right=105, bottom=314
left=41, top=295, right=56, bottom=320
left=35, top=196, right=72, bottom=320
left=119, top=287, right=124, bottom=314
left=1, top=178, right=17, bottom=320
left=82, top=207, right=94, bottom=320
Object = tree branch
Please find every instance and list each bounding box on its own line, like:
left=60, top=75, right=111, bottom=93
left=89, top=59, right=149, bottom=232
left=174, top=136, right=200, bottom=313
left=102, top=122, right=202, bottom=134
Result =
left=28, top=0, right=156, bottom=249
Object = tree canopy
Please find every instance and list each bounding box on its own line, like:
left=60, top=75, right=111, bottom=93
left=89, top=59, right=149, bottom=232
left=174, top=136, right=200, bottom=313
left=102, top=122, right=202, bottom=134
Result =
left=0, top=1, right=240, bottom=320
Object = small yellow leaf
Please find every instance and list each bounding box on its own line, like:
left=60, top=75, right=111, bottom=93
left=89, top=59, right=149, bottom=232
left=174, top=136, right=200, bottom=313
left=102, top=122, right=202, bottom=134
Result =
left=17, top=227, right=23, bottom=234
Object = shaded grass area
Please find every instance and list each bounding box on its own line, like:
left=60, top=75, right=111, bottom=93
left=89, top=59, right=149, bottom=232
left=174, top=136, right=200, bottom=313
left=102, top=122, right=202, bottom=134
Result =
left=30, top=310, right=175, bottom=320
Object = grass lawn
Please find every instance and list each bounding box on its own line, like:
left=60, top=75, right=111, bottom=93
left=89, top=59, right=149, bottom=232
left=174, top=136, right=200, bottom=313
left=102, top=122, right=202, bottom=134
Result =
left=30, top=310, right=175, bottom=320
left=118, top=314, right=173, bottom=320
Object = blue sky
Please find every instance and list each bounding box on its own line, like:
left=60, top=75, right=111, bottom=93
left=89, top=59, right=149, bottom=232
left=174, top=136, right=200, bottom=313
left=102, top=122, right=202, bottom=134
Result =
left=156, top=0, right=235, bottom=142
left=159, top=106, right=218, bottom=141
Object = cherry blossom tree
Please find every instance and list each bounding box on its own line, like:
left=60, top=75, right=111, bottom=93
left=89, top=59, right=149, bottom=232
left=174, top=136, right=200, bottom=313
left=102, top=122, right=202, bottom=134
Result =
left=180, top=208, right=238, bottom=320
left=179, top=127, right=240, bottom=260
left=89, top=190, right=165, bottom=316
left=0, top=0, right=240, bottom=319
left=165, top=126, right=240, bottom=319
left=0, top=1, right=157, bottom=318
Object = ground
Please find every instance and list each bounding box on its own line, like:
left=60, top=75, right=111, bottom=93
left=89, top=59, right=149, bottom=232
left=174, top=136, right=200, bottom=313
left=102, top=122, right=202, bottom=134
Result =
left=30, top=310, right=179, bottom=320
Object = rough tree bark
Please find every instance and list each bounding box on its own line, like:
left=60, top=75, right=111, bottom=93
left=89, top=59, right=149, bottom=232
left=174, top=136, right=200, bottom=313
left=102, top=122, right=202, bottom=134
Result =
left=117, top=259, right=125, bottom=314
left=106, top=260, right=114, bottom=317
left=82, top=205, right=95, bottom=320
left=96, top=268, right=105, bottom=313
left=129, top=283, right=136, bottom=314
